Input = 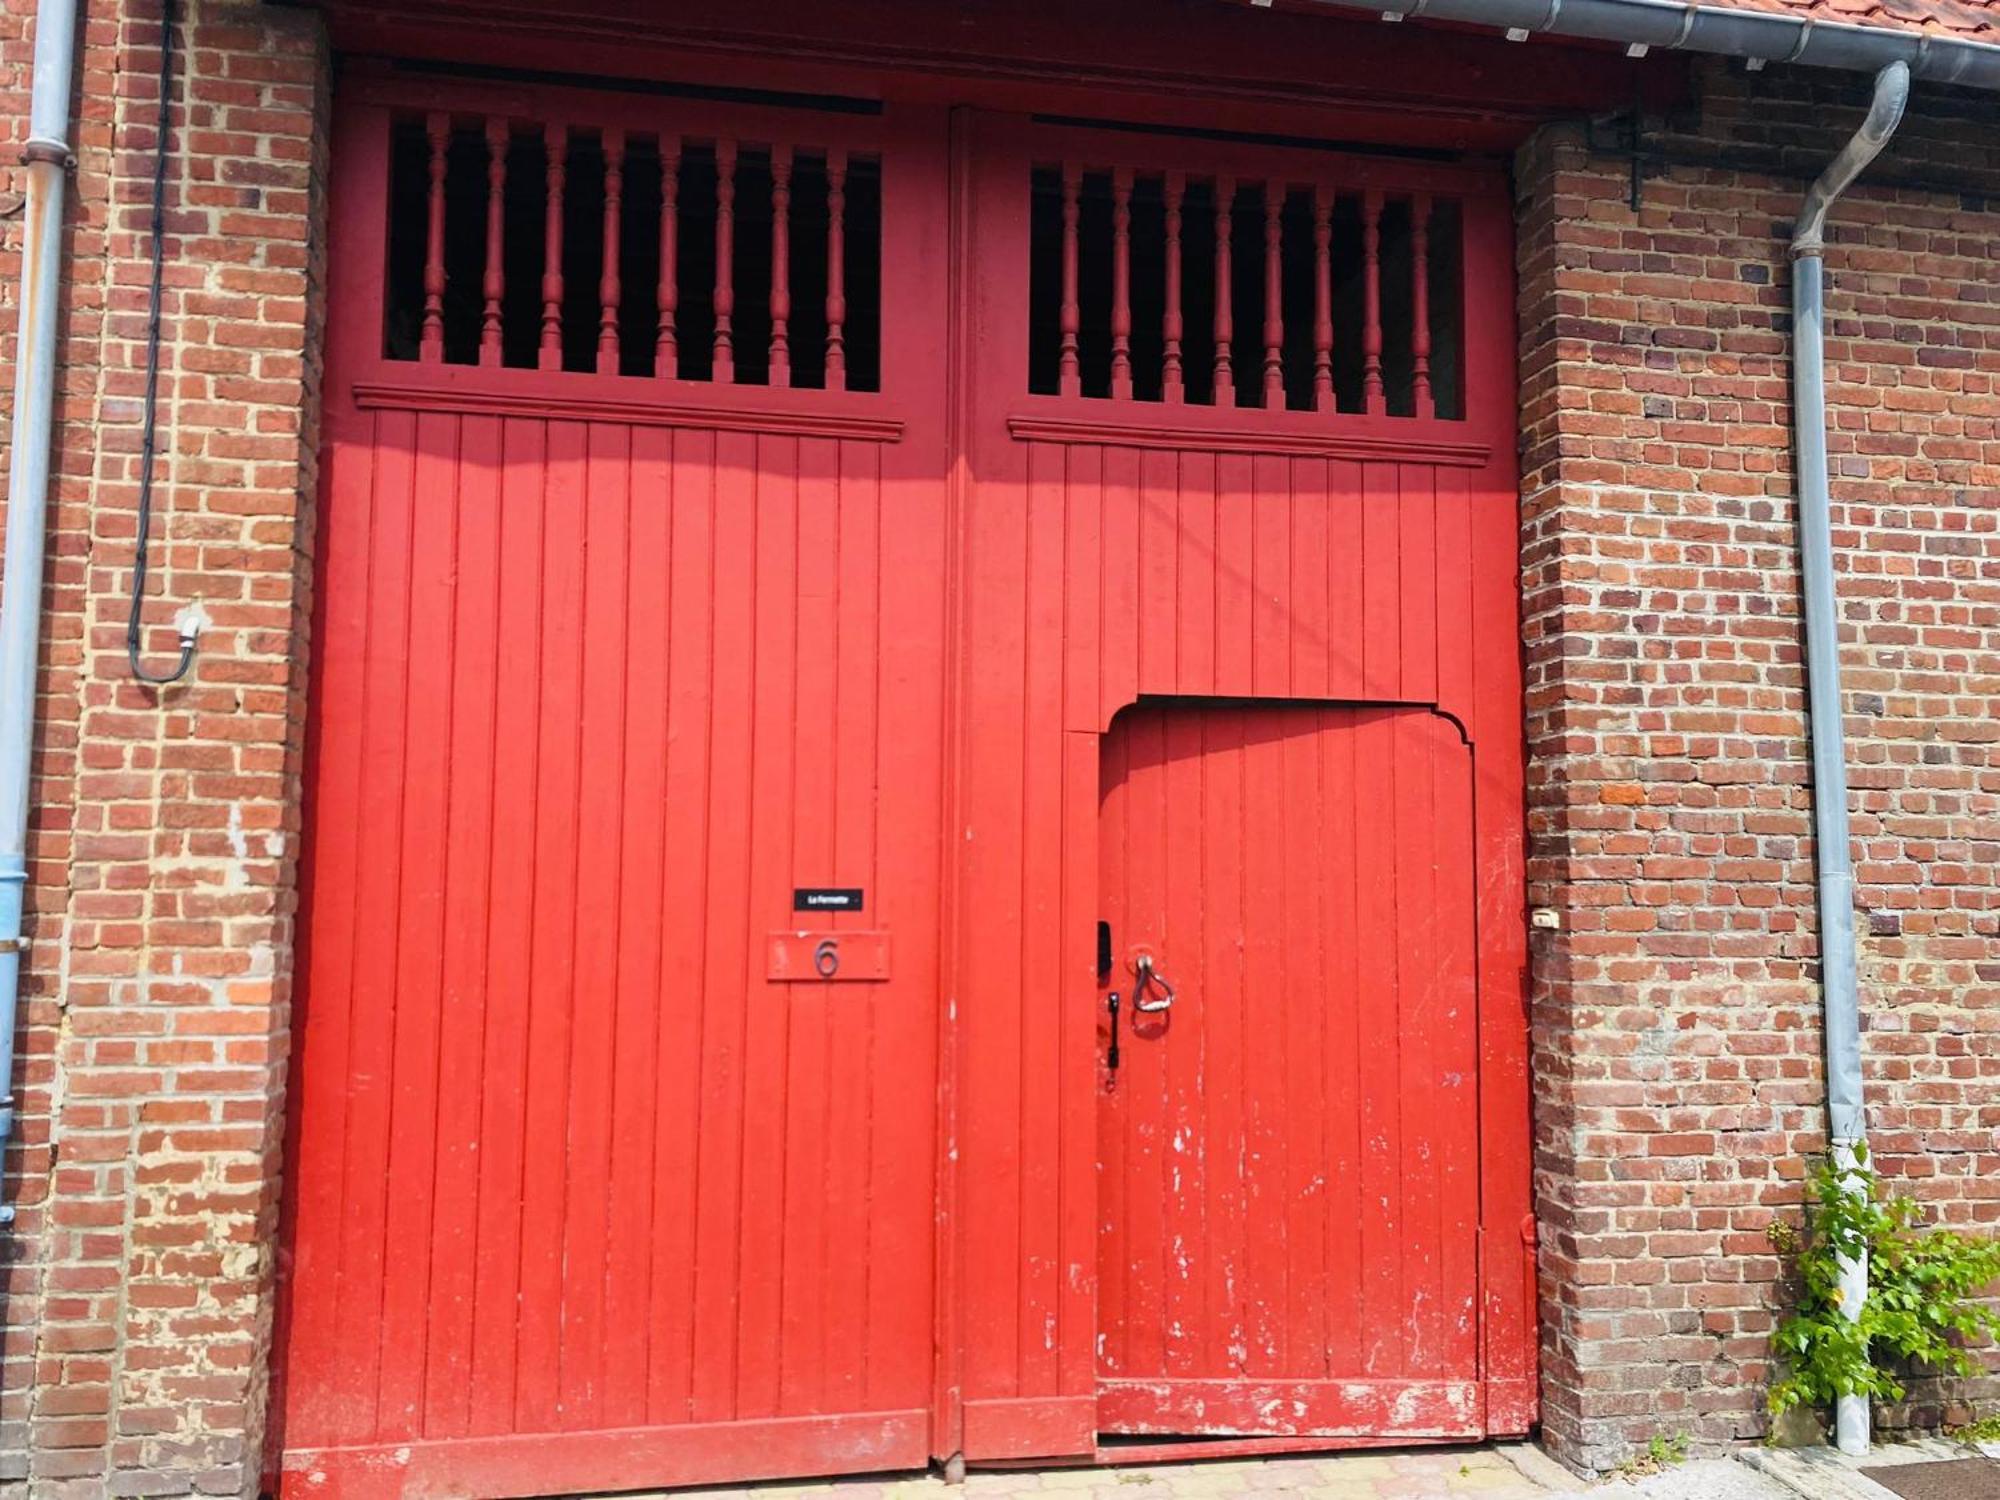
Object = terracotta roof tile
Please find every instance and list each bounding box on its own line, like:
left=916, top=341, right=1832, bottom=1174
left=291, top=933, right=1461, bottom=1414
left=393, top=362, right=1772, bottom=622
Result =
left=1712, top=0, right=2000, bottom=43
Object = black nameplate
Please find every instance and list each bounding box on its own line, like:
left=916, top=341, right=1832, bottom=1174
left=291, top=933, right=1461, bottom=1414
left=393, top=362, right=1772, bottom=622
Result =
left=794, top=887, right=864, bottom=913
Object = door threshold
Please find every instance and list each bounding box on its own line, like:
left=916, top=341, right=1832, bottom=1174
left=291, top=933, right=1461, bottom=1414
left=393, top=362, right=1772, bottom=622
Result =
left=1090, top=1433, right=1467, bottom=1467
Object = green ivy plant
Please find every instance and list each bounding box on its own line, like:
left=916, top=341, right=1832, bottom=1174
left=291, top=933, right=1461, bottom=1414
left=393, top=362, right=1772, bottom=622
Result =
left=1767, top=1145, right=2000, bottom=1418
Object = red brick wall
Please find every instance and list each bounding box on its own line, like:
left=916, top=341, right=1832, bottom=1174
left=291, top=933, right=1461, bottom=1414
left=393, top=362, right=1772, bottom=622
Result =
left=1517, top=59, right=2000, bottom=1471
left=0, top=1, right=327, bottom=1492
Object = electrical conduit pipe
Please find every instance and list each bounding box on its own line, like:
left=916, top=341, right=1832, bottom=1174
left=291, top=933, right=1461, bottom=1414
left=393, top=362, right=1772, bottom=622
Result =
left=0, top=0, right=80, bottom=1225
left=1790, top=59, right=1909, bottom=1457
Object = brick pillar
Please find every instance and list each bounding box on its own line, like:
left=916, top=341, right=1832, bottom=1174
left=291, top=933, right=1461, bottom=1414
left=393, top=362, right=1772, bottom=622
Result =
left=5, top=2, right=329, bottom=1493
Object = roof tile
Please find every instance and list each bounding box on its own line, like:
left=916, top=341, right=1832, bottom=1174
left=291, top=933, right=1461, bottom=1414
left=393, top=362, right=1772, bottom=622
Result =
left=1712, top=0, right=2000, bottom=43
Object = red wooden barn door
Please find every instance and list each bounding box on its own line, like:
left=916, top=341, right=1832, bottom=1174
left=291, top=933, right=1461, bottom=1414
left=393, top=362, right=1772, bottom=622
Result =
left=278, top=76, right=951, bottom=1498
left=953, top=111, right=1533, bottom=1459
left=1096, top=702, right=1481, bottom=1438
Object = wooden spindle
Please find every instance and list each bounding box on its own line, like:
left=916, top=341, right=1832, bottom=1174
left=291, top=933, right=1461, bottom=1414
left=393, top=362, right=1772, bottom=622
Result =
left=539, top=123, right=567, bottom=371
left=1163, top=170, right=1185, bottom=404
left=1312, top=183, right=1334, bottom=413
left=596, top=128, right=624, bottom=375
left=1058, top=162, right=1082, bottom=398
left=656, top=138, right=680, bottom=379
left=825, top=148, right=848, bottom=392
left=1213, top=174, right=1235, bottom=407
left=714, top=138, right=736, bottom=384
left=1412, top=192, right=1435, bottom=419
left=1262, top=180, right=1285, bottom=409
left=769, top=144, right=793, bottom=388
left=1362, top=188, right=1385, bottom=415
left=420, top=112, right=449, bottom=362
left=1111, top=166, right=1133, bottom=400
left=479, top=118, right=507, bottom=366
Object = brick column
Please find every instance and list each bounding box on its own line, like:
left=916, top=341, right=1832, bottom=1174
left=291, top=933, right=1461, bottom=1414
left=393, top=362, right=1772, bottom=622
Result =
left=5, top=2, right=329, bottom=1493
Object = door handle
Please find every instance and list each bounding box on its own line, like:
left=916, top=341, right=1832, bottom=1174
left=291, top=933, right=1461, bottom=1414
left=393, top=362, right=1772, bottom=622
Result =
left=1131, top=953, right=1175, bottom=1013
left=1106, top=991, right=1121, bottom=1071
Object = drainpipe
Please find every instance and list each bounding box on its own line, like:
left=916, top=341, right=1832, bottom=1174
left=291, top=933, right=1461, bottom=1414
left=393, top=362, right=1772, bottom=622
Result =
left=0, top=0, right=80, bottom=1226
left=1789, top=58, right=1909, bottom=1458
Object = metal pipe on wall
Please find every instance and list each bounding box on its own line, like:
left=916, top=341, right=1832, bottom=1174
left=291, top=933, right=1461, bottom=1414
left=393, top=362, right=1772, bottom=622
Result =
left=1790, top=59, right=1909, bottom=1457
left=0, top=0, right=81, bottom=1225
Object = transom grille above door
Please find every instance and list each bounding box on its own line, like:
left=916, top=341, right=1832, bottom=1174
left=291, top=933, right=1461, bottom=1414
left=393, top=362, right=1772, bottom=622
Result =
left=382, top=109, right=883, bottom=388
left=1028, top=156, right=1462, bottom=418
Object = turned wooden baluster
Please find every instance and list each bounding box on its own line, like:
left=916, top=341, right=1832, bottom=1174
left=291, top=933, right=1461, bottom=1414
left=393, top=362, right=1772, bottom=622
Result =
left=539, top=123, right=567, bottom=371
left=1213, top=174, right=1235, bottom=406
left=714, top=138, right=737, bottom=384
left=1262, top=180, right=1285, bottom=409
left=656, top=137, right=680, bottom=379
left=1412, top=192, right=1435, bottom=419
left=825, top=149, right=848, bottom=391
left=1058, top=162, right=1082, bottom=397
left=1111, top=166, right=1133, bottom=400
left=597, top=128, right=624, bottom=375
left=1362, top=188, right=1385, bottom=415
left=420, top=112, right=449, bottom=362
left=479, top=118, right=507, bottom=366
left=1312, top=183, right=1334, bottom=413
left=1163, top=170, right=1185, bottom=404
left=769, top=144, right=793, bottom=388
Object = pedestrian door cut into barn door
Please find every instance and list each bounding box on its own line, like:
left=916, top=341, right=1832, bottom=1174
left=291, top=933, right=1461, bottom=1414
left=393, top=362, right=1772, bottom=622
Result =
left=1095, top=702, right=1483, bottom=1439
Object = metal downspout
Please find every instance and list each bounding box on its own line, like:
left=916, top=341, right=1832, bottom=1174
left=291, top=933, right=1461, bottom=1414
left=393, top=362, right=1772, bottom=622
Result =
left=0, top=0, right=80, bottom=1225
left=1789, top=59, right=1909, bottom=1456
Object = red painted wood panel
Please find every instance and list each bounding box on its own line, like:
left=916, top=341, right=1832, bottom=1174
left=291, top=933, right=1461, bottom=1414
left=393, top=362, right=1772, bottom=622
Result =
left=280, top=92, right=951, bottom=1499
left=1093, top=703, right=1480, bottom=1436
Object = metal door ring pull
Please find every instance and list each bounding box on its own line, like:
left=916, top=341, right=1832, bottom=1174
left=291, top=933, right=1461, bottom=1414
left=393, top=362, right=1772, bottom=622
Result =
left=813, top=939, right=840, bottom=978
left=1132, top=954, right=1175, bottom=1012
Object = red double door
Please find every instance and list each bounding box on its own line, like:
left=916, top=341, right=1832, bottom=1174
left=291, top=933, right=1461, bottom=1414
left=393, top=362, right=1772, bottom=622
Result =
left=278, top=78, right=1530, bottom=1499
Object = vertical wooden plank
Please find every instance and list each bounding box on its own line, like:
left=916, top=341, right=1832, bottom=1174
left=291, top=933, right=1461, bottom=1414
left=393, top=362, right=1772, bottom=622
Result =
left=736, top=434, right=800, bottom=1420
left=1360, top=462, right=1399, bottom=701
left=1280, top=711, right=1328, bottom=1378
left=1056, top=728, right=1101, bottom=1401
left=1321, top=709, right=1364, bottom=1374
left=1062, top=437, right=1101, bottom=732
left=1095, top=722, right=1131, bottom=1378
left=779, top=433, right=837, bottom=1415
left=1176, top=452, right=1216, bottom=696
left=1213, top=453, right=1254, bottom=695
left=1430, top=717, right=1483, bottom=1375
left=647, top=427, right=715, bottom=1425
left=690, top=427, right=757, bottom=1424
left=1353, top=709, right=1400, bottom=1377
left=421, top=413, right=502, bottom=1438
left=1136, top=448, right=1178, bottom=695
left=1435, top=468, right=1475, bottom=723
left=1326, top=460, right=1364, bottom=698
left=1158, top=708, right=1205, bottom=1380
left=714, top=140, right=738, bottom=384
left=1239, top=706, right=1287, bottom=1377
left=480, top=119, right=508, bottom=366
left=603, top=424, right=672, bottom=1429
left=539, top=124, right=567, bottom=371
left=1017, top=424, right=1068, bottom=1397
left=596, top=128, right=625, bottom=375
left=1098, top=445, right=1139, bottom=723
left=769, top=145, right=794, bottom=388
left=466, top=417, right=546, bottom=1436
left=1200, top=709, right=1248, bottom=1379
left=513, top=418, right=588, bottom=1433
left=1393, top=711, right=1442, bottom=1379
left=556, top=420, right=633, bottom=1429
left=1399, top=465, right=1439, bottom=704
left=421, top=113, right=448, bottom=361
left=1290, top=458, right=1330, bottom=698
left=329, top=411, right=415, bottom=1442
left=1251, top=454, right=1290, bottom=696
left=1119, top=707, right=1168, bottom=1381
